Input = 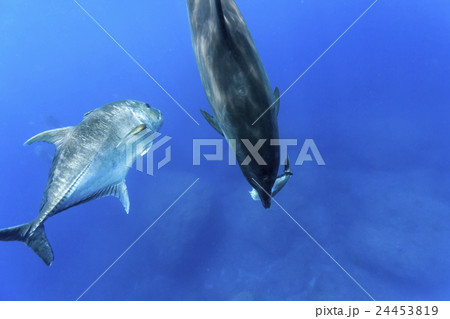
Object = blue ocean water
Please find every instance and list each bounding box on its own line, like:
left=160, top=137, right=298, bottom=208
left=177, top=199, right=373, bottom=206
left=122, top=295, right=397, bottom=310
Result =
left=0, top=0, right=449, bottom=301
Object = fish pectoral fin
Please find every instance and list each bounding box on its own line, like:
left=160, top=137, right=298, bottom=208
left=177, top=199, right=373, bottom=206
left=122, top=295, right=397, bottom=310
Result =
left=200, top=109, right=224, bottom=137
left=24, top=127, right=73, bottom=148
left=140, top=142, right=153, bottom=157
left=274, top=86, right=280, bottom=117
left=117, top=124, right=147, bottom=148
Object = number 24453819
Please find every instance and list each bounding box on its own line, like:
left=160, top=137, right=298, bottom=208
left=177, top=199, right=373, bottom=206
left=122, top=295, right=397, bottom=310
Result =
left=376, top=306, right=438, bottom=316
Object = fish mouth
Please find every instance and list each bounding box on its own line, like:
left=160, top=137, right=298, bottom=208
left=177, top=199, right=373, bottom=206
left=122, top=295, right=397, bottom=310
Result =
left=153, top=109, right=163, bottom=128
left=144, top=105, right=163, bottom=130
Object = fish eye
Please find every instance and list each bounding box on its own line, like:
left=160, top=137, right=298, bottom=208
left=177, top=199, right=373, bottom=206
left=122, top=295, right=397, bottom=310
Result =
left=145, top=103, right=151, bottom=109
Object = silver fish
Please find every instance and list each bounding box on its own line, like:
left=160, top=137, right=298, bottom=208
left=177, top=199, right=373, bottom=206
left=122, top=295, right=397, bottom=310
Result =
left=0, top=100, right=163, bottom=265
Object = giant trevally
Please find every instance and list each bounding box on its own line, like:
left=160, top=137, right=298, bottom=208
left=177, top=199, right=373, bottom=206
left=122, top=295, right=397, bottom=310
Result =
left=187, top=0, right=291, bottom=208
left=0, top=100, right=163, bottom=265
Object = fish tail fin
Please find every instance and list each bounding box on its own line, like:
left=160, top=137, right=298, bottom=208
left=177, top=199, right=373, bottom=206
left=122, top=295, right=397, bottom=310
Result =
left=0, top=222, right=54, bottom=266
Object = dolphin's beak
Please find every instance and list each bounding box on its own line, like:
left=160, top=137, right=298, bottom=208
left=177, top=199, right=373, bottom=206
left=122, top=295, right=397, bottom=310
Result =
left=252, top=178, right=273, bottom=209
left=258, top=189, right=272, bottom=209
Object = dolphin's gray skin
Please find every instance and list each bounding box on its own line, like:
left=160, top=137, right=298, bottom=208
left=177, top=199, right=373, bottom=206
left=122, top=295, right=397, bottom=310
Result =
left=0, top=100, right=163, bottom=266
left=187, top=0, right=291, bottom=208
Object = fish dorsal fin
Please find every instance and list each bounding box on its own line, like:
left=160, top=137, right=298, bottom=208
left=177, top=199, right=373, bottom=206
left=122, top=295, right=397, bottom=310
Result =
left=85, top=181, right=130, bottom=214
left=200, top=109, right=224, bottom=137
left=83, top=110, right=93, bottom=118
left=274, top=87, right=280, bottom=117
left=24, top=127, right=73, bottom=148
left=117, top=124, right=147, bottom=148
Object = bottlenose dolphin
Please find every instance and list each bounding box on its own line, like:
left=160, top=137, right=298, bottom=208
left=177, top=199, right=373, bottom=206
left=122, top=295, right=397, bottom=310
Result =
left=0, top=100, right=163, bottom=265
left=187, top=0, right=291, bottom=208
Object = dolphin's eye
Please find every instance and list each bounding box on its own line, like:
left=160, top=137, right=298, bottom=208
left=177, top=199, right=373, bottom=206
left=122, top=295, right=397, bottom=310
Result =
left=145, top=103, right=151, bottom=109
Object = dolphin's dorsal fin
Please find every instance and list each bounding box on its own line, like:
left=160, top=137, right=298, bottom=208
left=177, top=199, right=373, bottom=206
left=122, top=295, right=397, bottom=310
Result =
left=200, top=109, right=224, bottom=136
left=216, top=0, right=231, bottom=45
left=24, top=127, right=73, bottom=148
left=117, top=124, right=147, bottom=148
left=274, top=87, right=280, bottom=117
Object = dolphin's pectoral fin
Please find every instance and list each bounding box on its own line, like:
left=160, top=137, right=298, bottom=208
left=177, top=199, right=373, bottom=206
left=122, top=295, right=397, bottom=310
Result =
left=271, top=155, right=293, bottom=198
left=200, top=109, right=224, bottom=136
left=24, top=127, right=73, bottom=148
left=271, top=171, right=293, bottom=198
left=274, top=86, right=280, bottom=117
left=83, top=181, right=130, bottom=214
left=250, top=172, right=292, bottom=201
left=117, top=124, right=147, bottom=148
